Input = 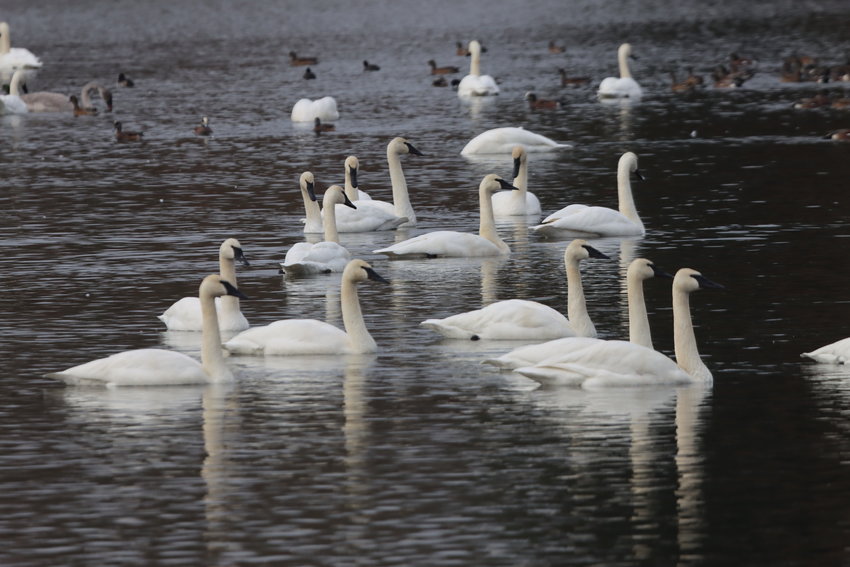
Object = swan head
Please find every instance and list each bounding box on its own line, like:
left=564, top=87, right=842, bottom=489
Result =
left=200, top=274, right=248, bottom=301
left=389, top=137, right=424, bottom=157
left=300, top=171, right=317, bottom=201
left=565, top=239, right=610, bottom=263
left=344, top=259, right=390, bottom=285
left=324, top=185, right=356, bottom=210
left=619, top=151, right=644, bottom=180
left=468, top=40, right=482, bottom=57
left=628, top=258, right=672, bottom=283
left=345, top=156, right=359, bottom=187
left=511, top=145, right=527, bottom=177
left=220, top=238, right=249, bottom=267
left=480, top=173, right=518, bottom=194
left=619, top=43, right=635, bottom=59
left=674, top=268, right=724, bottom=294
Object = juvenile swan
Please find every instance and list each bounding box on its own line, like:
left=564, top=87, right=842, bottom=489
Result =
left=420, top=239, right=608, bottom=340
left=332, top=156, right=409, bottom=232
left=224, top=259, right=388, bottom=355
left=512, top=268, right=722, bottom=388
left=597, top=43, right=642, bottom=100
left=533, top=152, right=645, bottom=237
left=47, top=275, right=246, bottom=386
left=21, top=81, right=112, bottom=113
left=374, top=174, right=518, bottom=258
left=457, top=40, right=499, bottom=97
left=492, top=145, right=542, bottom=217
left=158, top=238, right=250, bottom=332
left=801, top=337, right=850, bottom=364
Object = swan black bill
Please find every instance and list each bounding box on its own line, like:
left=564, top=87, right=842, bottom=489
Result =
left=405, top=142, right=424, bottom=156
left=650, top=264, right=673, bottom=278
left=306, top=181, right=317, bottom=202
left=634, top=169, right=645, bottom=181
left=512, top=157, right=521, bottom=179
left=342, top=191, right=357, bottom=210
left=583, top=244, right=610, bottom=260
left=364, top=267, right=389, bottom=284
left=233, top=246, right=250, bottom=267
left=497, top=178, right=520, bottom=191
left=221, top=280, right=249, bottom=300
left=693, top=274, right=724, bottom=290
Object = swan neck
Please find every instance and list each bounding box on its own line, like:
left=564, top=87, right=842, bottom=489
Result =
left=341, top=277, right=376, bottom=353
left=566, top=258, right=595, bottom=337
left=470, top=47, right=481, bottom=76
left=387, top=146, right=416, bottom=225
left=80, top=83, right=95, bottom=107
left=673, top=288, right=706, bottom=378
left=322, top=197, right=340, bottom=243
left=618, top=48, right=633, bottom=79
left=479, top=188, right=507, bottom=251
left=0, top=28, right=9, bottom=54
left=200, top=289, right=229, bottom=381
left=628, top=274, right=652, bottom=348
left=9, top=71, right=23, bottom=96
left=617, top=164, right=642, bottom=227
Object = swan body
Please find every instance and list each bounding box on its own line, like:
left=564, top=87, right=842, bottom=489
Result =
left=0, top=69, right=28, bottom=114
left=458, top=40, right=499, bottom=97
left=460, top=127, right=571, bottom=155
left=21, top=81, right=113, bottom=113
left=225, top=259, right=388, bottom=355
left=48, top=275, right=246, bottom=387
left=291, top=96, right=339, bottom=122
left=492, top=145, right=542, bottom=217
left=801, top=337, right=850, bottom=364
left=513, top=268, right=722, bottom=388
left=421, top=239, right=607, bottom=340
left=282, top=183, right=355, bottom=275
left=533, top=151, right=645, bottom=237
left=331, top=156, right=408, bottom=232
left=597, top=43, right=642, bottom=100
left=0, top=22, right=42, bottom=86
left=158, top=238, right=250, bottom=332
left=352, top=137, right=422, bottom=228
left=374, top=174, right=517, bottom=258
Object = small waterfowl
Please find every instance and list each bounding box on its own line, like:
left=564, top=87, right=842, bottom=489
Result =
left=194, top=116, right=212, bottom=136
left=428, top=59, right=459, bottom=75
left=824, top=129, right=850, bottom=141
left=559, top=68, right=591, bottom=87
left=363, top=60, right=380, bottom=72
left=432, top=76, right=448, bottom=87
left=303, top=67, right=316, bottom=80
left=712, top=64, right=753, bottom=88
left=70, top=95, right=96, bottom=116
left=670, top=68, right=704, bottom=92
left=313, top=117, right=334, bottom=133
left=525, top=92, right=561, bottom=109
left=289, top=51, right=318, bottom=66
left=114, top=121, right=143, bottom=141
left=548, top=40, right=565, bottom=54
left=117, top=72, right=134, bottom=87
left=455, top=41, right=469, bottom=56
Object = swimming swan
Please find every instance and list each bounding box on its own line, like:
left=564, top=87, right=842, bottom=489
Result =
left=457, top=40, right=500, bottom=97
left=158, top=238, right=250, bottom=332
left=533, top=151, right=645, bottom=237
left=801, top=337, right=850, bottom=364
left=351, top=137, right=423, bottom=228
left=281, top=183, right=356, bottom=275
left=460, top=127, right=571, bottom=155
left=483, top=257, right=673, bottom=369
left=0, top=69, right=28, bottom=114
left=299, top=171, right=324, bottom=234
left=597, top=43, right=642, bottom=100
left=0, top=22, right=42, bottom=86
left=21, top=81, right=113, bottom=113
left=373, top=174, right=518, bottom=258
left=291, top=96, right=339, bottom=122
left=224, top=259, right=388, bottom=355
left=492, top=145, right=542, bottom=217
left=420, top=239, right=608, bottom=340
left=331, top=156, right=409, bottom=232
left=512, top=268, right=722, bottom=388
left=47, top=275, right=246, bottom=387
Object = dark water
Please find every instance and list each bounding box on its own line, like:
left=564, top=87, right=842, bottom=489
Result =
left=2, top=0, right=850, bottom=565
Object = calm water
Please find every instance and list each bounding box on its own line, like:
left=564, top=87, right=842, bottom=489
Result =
left=2, top=0, right=850, bottom=565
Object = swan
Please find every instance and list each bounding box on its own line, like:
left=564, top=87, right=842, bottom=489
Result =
left=158, top=238, right=250, bottom=332
left=801, top=337, right=850, bottom=364
left=0, top=22, right=42, bottom=87
left=21, top=80, right=113, bottom=113
left=460, top=127, right=571, bottom=155
left=512, top=268, right=722, bottom=388
left=483, top=257, right=672, bottom=369
left=281, top=183, right=355, bottom=275
left=331, top=156, right=410, bottom=233
left=47, top=275, right=246, bottom=387
left=374, top=174, right=518, bottom=258
left=532, top=152, right=645, bottom=238
left=290, top=96, right=339, bottom=122
left=224, top=259, right=388, bottom=355
left=492, top=145, right=542, bottom=217
left=298, top=171, right=324, bottom=234
left=457, top=40, right=499, bottom=97
left=597, top=43, right=642, bottom=100
left=420, top=239, right=608, bottom=340
left=0, top=69, right=28, bottom=115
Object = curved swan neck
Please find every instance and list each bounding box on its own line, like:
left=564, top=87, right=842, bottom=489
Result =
left=628, top=273, right=652, bottom=348
left=8, top=71, right=23, bottom=96
left=673, top=287, right=708, bottom=380
left=479, top=187, right=508, bottom=252
left=341, top=277, right=376, bottom=353
left=322, top=193, right=341, bottom=243
left=566, top=257, right=596, bottom=337
left=200, top=288, right=229, bottom=381
left=618, top=45, right=633, bottom=79
left=387, top=145, right=416, bottom=226
left=617, top=159, right=642, bottom=228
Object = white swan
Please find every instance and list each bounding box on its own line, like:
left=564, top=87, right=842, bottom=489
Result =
left=298, top=171, right=324, bottom=234
left=349, top=137, right=422, bottom=228
left=420, top=239, right=608, bottom=340
left=0, top=69, right=28, bottom=115
left=47, top=275, right=246, bottom=387
left=374, top=174, right=518, bottom=258
left=512, top=268, right=722, bottom=388
left=332, top=156, right=409, bottom=232
left=224, top=259, right=388, bottom=355
left=158, top=238, right=251, bottom=332
left=460, top=127, right=571, bottom=155
left=532, top=152, right=645, bottom=238
left=281, top=183, right=355, bottom=275
left=21, top=80, right=113, bottom=113
left=492, top=145, right=542, bottom=217
left=483, top=257, right=673, bottom=369
left=457, top=40, right=500, bottom=97
left=597, top=43, right=642, bottom=100
left=802, top=337, right=850, bottom=364
left=0, top=22, right=42, bottom=86
left=290, top=96, right=339, bottom=122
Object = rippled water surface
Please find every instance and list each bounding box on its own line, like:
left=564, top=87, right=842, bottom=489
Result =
left=3, top=0, right=850, bottom=565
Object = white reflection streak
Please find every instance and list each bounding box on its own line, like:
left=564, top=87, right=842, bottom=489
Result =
left=675, top=383, right=709, bottom=564
left=202, top=383, right=239, bottom=558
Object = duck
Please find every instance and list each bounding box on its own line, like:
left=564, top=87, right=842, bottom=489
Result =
left=114, top=121, right=143, bottom=141
left=313, top=117, right=334, bottom=133
left=483, top=257, right=672, bottom=370
left=290, top=51, right=318, bottom=66
left=712, top=64, right=753, bottom=88
left=802, top=337, right=850, bottom=364
left=525, top=92, right=561, bottom=110
left=510, top=268, right=723, bottom=388
left=559, top=68, right=591, bottom=87
left=0, top=68, right=28, bottom=114
left=432, top=76, right=448, bottom=87
left=597, top=43, right=642, bottom=100
left=117, top=72, right=134, bottom=87
left=281, top=183, right=356, bottom=275
left=70, top=94, right=97, bottom=116
left=47, top=275, right=246, bottom=386
left=194, top=116, right=212, bottom=136
left=428, top=59, right=459, bottom=75
left=492, top=145, right=542, bottom=217
left=460, top=126, right=571, bottom=155
left=670, top=68, right=704, bottom=93
left=21, top=81, right=112, bottom=113
left=532, top=151, right=645, bottom=238
left=224, top=259, right=388, bottom=356
left=290, top=96, right=339, bottom=122
left=298, top=171, right=324, bottom=234
left=303, top=67, right=316, bottom=80
left=0, top=22, right=42, bottom=87
left=420, top=239, right=608, bottom=340
left=457, top=40, right=500, bottom=97
left=363, top=60, right=380, bottom=72
left=824, top=129, right=850, bottom=141
left=373, top=174, right=518, bottom=258
left=330, top=157, right=408, bottom=233
left=158, top=238, right=250, bottom=332
left=455, top=41, right=470, bottom=56
left=548, top=40, right=565, bottom=54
